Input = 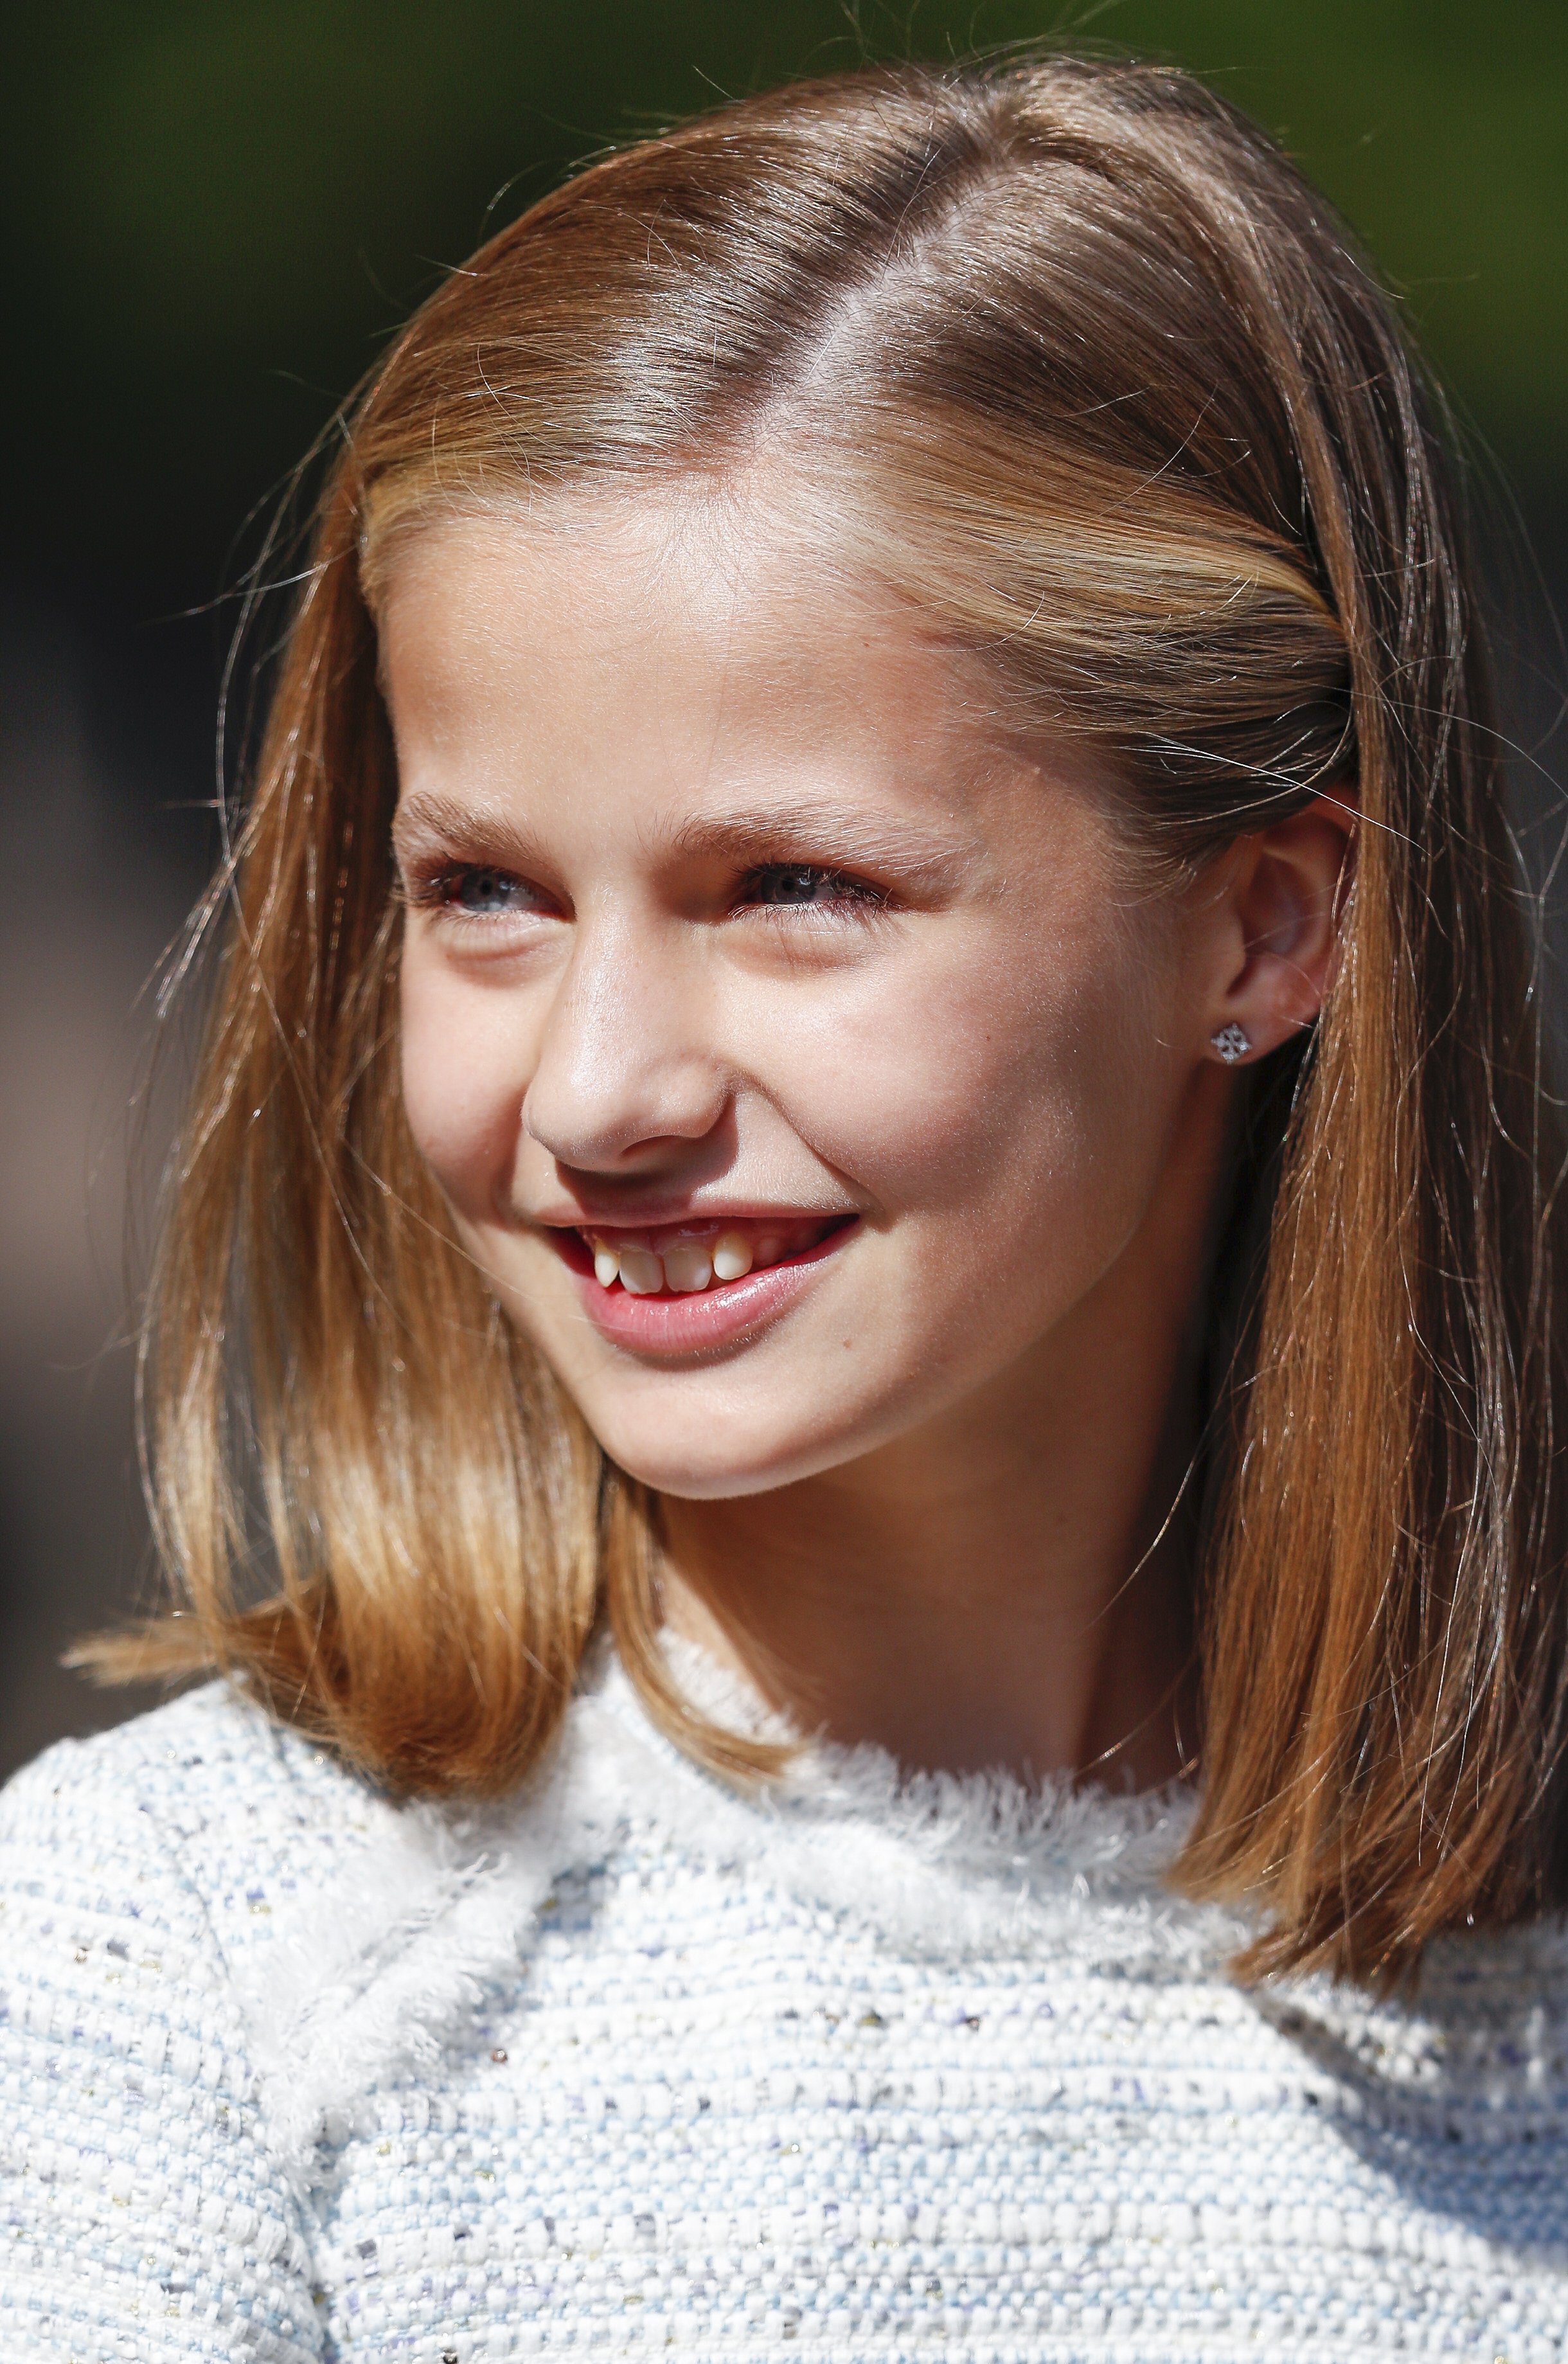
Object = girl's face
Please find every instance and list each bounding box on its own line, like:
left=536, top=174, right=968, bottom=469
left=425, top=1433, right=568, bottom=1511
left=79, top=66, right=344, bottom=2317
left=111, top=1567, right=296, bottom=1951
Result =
left=386, top=491, right=1231, bottom=1499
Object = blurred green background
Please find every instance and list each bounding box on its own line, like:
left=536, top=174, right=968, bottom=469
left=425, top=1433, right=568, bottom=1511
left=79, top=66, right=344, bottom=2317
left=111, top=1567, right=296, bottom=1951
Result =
left=4, top=0, right=1565, bottom=619
left=0, top=1, right=1564, bottom=1773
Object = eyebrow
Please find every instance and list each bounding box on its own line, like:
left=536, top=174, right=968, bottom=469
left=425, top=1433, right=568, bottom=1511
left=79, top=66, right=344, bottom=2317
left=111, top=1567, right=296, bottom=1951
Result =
left=393, top=789, right=979, bottom=892
left=664, top=800, right=977, bottom=888
left=391, top=791, right=553, bottom=873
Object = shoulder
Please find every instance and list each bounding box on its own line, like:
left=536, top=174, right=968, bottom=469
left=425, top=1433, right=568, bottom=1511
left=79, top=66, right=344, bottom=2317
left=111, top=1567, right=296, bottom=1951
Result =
left=4, top=1674, right=350, bottom=1811
left=0, top=1690, right=334, bottom=2356
left=0, top=1682, right=389, bottom=1971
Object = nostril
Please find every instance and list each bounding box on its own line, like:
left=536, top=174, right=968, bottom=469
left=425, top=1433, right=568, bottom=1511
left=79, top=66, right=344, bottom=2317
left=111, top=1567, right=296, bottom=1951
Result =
left=521, top=1031, right=732, bottom=1170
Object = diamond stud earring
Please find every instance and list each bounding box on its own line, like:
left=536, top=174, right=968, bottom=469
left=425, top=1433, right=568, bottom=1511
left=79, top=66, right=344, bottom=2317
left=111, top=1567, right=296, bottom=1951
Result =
left=1211, top=1023, right=1252, bottom=1064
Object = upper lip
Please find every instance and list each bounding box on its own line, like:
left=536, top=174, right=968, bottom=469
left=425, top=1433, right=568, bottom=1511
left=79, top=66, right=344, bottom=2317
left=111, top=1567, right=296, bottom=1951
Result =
left=532, top=1201, right=856, bottom=1231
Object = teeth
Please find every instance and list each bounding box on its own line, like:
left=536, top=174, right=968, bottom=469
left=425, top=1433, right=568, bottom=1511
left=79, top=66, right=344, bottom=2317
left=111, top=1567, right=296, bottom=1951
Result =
left=618, top=1248, right=665, bottom=1296
left=587, top=1221, right=822, bottom=1293
left=663, top=1241, right=713, bottom=1293
left=711, top=1230, right=754, bottom=1282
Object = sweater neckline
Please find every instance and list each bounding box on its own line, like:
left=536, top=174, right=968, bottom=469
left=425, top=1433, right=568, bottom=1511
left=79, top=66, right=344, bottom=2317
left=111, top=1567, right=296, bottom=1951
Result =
left=242, top=1645, right=1222, bottom=2169
left=585, top=1635, right=1202, bottom=1906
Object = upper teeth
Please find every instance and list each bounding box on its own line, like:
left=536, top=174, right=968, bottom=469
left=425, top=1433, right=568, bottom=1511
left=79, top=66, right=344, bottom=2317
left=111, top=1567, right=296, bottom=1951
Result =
left=711, top=1236, right=753, bottom=1282
left=589, top=1226, right=759, bottom=1294
left=663, top=1241, right=713, bottom=1293
left=618, top=1248, right=666, bottom=1296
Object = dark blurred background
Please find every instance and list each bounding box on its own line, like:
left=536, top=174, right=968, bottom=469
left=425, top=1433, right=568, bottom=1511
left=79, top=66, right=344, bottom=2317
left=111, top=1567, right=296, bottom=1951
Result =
left=3, top=1, right=1565, bottom=1777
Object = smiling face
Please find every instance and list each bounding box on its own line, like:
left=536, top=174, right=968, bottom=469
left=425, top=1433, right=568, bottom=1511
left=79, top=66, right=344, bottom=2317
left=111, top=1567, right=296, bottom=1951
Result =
left=384, top=487, right=1234, bottom=1500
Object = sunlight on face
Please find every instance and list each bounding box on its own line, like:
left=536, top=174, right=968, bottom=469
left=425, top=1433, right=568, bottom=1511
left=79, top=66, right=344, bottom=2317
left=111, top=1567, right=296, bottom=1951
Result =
left=384, top=487, right=1220, bottom=1498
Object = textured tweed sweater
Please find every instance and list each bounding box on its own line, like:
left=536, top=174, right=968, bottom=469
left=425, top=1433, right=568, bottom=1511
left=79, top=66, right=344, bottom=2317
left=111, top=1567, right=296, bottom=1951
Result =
left=4, top=1654, right=1568, bottom=2364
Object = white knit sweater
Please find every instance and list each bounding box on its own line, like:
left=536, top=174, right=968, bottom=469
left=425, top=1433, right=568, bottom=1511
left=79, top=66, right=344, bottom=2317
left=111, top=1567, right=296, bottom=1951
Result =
left=4, top=1651, right=1568, bottom=2364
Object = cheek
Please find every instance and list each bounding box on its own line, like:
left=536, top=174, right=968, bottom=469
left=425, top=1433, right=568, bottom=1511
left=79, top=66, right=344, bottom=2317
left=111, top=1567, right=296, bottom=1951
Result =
left=398, top=954, right=529, bottom=1213
left=747, top=918, right=1179, bottom=1239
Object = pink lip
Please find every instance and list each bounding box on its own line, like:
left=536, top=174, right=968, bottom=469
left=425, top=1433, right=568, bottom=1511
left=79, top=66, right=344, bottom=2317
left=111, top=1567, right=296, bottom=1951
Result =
left=551, top=1219, right=857, bottom=1358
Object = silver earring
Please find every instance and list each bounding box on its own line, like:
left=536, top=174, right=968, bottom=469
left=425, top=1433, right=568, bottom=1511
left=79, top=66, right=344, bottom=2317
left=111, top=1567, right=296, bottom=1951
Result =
left=1211, top=1023, right=1251, bottom=1064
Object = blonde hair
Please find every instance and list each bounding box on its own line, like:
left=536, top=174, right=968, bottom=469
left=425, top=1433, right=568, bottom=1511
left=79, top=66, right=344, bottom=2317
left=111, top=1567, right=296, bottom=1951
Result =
left=84, top=54, right=1568, bottom=1982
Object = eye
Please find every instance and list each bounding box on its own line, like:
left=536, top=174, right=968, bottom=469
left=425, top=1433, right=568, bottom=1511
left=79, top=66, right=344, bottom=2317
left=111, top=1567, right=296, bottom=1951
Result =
left=406, top=861, right=555, bottom=922
left=449, top=864, right=533, bottom=915
left=740, top=863, right=886, bottom=914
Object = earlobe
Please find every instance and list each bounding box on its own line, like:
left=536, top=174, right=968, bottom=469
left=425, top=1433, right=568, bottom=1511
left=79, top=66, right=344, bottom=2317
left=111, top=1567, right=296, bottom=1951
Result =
left=1209, top=1023, right=1252, bottom=1064
left=1206, top=793, right=1357, bottom=1066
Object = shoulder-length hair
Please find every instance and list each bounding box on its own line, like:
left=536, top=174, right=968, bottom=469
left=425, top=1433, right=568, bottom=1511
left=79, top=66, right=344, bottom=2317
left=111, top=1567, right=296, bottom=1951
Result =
left=84, top=52, right=1568, bottom=1983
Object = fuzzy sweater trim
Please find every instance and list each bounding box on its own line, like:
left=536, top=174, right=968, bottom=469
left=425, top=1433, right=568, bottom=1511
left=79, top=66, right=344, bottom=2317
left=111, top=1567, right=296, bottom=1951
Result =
left=6, top=1659, right=1568, bottom=2362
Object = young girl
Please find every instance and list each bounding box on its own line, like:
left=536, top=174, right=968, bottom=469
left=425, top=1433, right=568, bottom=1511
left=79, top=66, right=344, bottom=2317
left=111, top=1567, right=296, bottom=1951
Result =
left=4, top=50, right=1566, bottom=2364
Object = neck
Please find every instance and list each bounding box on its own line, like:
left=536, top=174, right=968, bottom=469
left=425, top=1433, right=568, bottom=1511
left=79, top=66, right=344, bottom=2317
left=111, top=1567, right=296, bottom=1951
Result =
left=659, top=1075, right=1230, bottom=1790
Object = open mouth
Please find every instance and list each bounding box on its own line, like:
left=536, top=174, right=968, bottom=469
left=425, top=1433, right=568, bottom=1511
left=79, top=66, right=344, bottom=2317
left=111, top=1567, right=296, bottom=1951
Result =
left=566, top=1213, right=852, bottom=1296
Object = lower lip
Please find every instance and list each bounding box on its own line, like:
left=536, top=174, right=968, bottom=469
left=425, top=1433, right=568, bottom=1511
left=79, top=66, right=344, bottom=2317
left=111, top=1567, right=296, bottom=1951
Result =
left=553, top=1221, right=856, bottom=1357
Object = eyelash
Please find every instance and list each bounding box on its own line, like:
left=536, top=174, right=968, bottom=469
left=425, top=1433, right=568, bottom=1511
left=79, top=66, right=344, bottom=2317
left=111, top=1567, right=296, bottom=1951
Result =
left=736, top=864, right=889, bottom=917
left=403, top=861, right=890, bottom=925
left=403, top=863, right=549, bottom=922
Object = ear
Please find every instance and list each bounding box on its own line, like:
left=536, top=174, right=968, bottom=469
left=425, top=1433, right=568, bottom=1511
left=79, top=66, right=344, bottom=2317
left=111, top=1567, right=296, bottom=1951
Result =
left=1200, top=792, right=1357, bottom=1067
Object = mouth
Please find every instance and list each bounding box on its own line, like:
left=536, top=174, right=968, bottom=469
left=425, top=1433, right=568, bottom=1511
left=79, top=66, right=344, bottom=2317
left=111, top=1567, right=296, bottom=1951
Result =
left=569, top=1214, right=849, bottom=1294
left=548, top=1212, right=857, bottom=1355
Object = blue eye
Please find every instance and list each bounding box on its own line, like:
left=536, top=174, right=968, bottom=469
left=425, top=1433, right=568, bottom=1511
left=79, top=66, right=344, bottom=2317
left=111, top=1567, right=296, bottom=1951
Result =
left=745, top=864, right=882, bottom=911
left=450, top=865, right=528, bottom=913
left=402, top=859, right=558, bottom=926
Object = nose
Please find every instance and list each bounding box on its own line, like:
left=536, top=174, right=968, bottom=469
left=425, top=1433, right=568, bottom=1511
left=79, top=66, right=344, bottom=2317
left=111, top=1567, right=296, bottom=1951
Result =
left=521, top=911, right=729, bottom=1174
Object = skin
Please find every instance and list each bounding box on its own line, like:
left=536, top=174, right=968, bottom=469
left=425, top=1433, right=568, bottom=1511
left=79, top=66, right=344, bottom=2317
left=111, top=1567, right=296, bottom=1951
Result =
left=385, top=487, right=1351, bottom=1787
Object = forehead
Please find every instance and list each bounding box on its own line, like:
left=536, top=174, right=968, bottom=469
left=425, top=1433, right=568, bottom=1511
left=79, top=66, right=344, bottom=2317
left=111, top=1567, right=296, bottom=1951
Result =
left=375, top=483, right=1008, bottom=814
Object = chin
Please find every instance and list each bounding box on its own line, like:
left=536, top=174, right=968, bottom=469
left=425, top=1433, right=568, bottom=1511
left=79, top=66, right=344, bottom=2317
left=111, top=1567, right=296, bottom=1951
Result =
left=578, top=1394, right=857, bottom=1501
left=592, top=1428, right=817, bottom=1501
